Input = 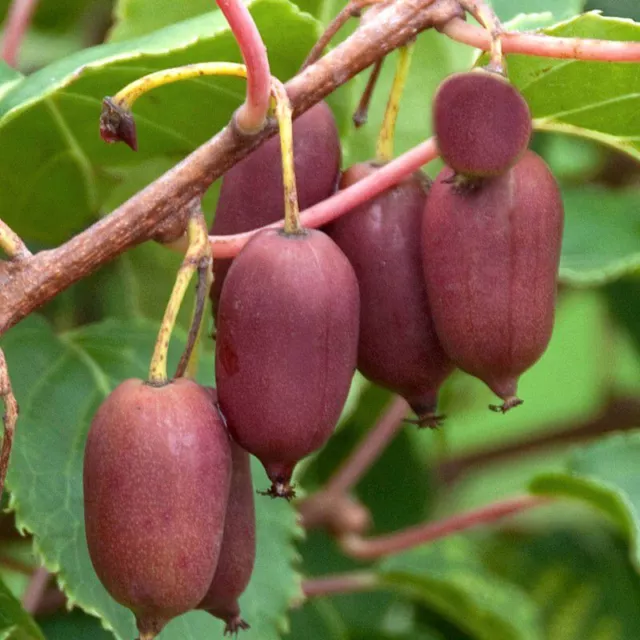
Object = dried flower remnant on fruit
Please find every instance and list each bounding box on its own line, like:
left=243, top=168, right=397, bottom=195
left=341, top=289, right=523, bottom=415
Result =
left=100, top=97, right=138, bottom=151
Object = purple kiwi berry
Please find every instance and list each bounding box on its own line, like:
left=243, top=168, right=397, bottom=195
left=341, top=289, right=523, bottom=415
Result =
left=199, top=434, right=256, bottom=635
left=215, top=228, right=359, bottom=498
left=433, top=69, right=532, bottom=178
left=83, top=378, right=232, bottom=639
left=422, top=150, right=564, bottom=412
left=327, top=163, right=454, bottom=426
left=210, top=101, right=341, bottom=315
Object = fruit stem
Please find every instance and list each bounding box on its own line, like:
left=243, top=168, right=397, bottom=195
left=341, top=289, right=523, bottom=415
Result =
left=148, top=207, right=210, bottom=385
left=0, top=219, right=32, bottom=260
left=215, top=0, right=271, bottom=133
left=1, top=0, right=39, bottom=67
left=301, top=0, right=382, bottom=71
left=270, top=79, right=303, bottom=235
left=442, top=17, right=640, bottom=63
left=376, top=43, right=414, bottom=163
left=339, top=495, right=550, bottom=560
left=174, top=259, right=212, bottom=380
left=457, top=0, right=504, bottom=73
left=0, top=348, right=18, bottom=499
left=208, top=136, right=440, bottom=258
left=100, top=63, right=249, bottom=150
left=353, top=57, right=384, bottom=128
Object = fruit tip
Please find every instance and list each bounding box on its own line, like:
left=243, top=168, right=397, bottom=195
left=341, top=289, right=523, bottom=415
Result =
left=223, top=615, right=251, bottom=636
left=258, top=480, right=296, bottom=501
left=404, top=412, right=446, bottom=429
left=489, top=396, right=523, bottom=414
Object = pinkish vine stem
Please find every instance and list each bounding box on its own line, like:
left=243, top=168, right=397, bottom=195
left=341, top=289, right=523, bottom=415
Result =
left=216, top=0, right=271, bottom=132
left=442, top=17, right=640, bottom=62
left=209, top=136, right=439, bottom=257
left=1, top=0, right=39, bottom=67
left=302, top=572, right=379, bottom=599
left=339, top=495, right=550, bottom=560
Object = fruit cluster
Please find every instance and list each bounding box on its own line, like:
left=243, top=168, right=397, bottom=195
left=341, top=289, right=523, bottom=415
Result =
left=83, top=68, right=563, bottom=639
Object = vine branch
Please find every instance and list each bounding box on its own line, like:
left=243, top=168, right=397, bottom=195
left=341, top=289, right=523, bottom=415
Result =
left=0, top=348, right=18, bottom=497
left=339, top=495, right=549, bottom=560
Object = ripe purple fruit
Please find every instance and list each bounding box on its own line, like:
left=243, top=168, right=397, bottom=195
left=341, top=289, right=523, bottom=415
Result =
left=327, top=163, right=454, bottom=425
left=83, top=378, right=232, bottom=639
left=422, top=151, right=564, bottom=411
left=215, top=228, right=359, bottom=498
left=433, top=69, right=532, bottom=177
left=210, top=101, right=341, bottom=314
left=200, top=436, right=256, bottom=635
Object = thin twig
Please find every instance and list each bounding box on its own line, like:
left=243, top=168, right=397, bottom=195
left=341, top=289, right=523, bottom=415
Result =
left=208, top=137, right=440, bottom=258
left=353, top=58, right=384, bottom=127
left=174, top=261, right=210, bottom=379
left=0, top=0, right=462, bottom=338
left=1, top=0, right=39, bottom=67
left=22, top=567, right=50, bottom=614
left=442, top=17, right=640, bottom=62
left=298, top=396, right=408, bottom=533
left=301, top=0, right=382, bottom=70
left=216, top=0, right=271, bottom=132
left=0, top=349, right=18, bottom=497
left=339, top=495, right=550, bottom=560
left=302, top=572, right=379, bottom=600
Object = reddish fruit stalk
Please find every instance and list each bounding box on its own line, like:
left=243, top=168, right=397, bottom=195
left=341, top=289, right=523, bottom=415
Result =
left=83, top=378, right=232, bottom=638
left=215, top=228, right=359, bottom=498
left=327, top=163, right=454, bottom=425
left=422, top=151, right=564, bottom=411
left=210, top=101, right=341, bottom=315
left=200, top=436, right=256, bottom=634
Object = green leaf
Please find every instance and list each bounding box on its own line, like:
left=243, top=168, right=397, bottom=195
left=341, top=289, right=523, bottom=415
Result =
left=0, top=315, right=302, bottom=640
left=559, top=186, right=640, bottom=285
left=497, top=13, right=640, bottom=161
left=0, top=0, right=320, bottom=245
left=108, top=0, right=212, bottom=42
left=494, top=0, right=586, bottom=30
left=0, top=63, right=22, bottom=100
left=485, top=528, right=640, bottom=639
left=378, top=538, right=543, bottom=640
left=530, top=431, right=640, bottom=570
left=0, top=577, right=44, bottom=640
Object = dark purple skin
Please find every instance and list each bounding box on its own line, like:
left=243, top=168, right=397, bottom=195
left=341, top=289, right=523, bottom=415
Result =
left=215, top=228, right=360, bottom=498
left=422, top=151, right=564, bottom=412
left=327, top=162, right=454, bottom=425
left=210, top=101, right=341, bottom=315
left=83, top=378, right=232, bottom=639
left=199, top=437, right=256, bottom=635
left=433, top=69, right=532, bottom=178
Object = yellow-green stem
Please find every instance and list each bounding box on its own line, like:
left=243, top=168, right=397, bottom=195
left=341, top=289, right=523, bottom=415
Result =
left=148, top=210, right=209, bottom=385
left=270, top=79, right=302, bottom=235
left=376, top=44, right=414, bottom=163
left=459, top=0, right=504, bottom=73
left=111, top=62, right=249, bottom=110
left=0, top=219, right=31, bottom=260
